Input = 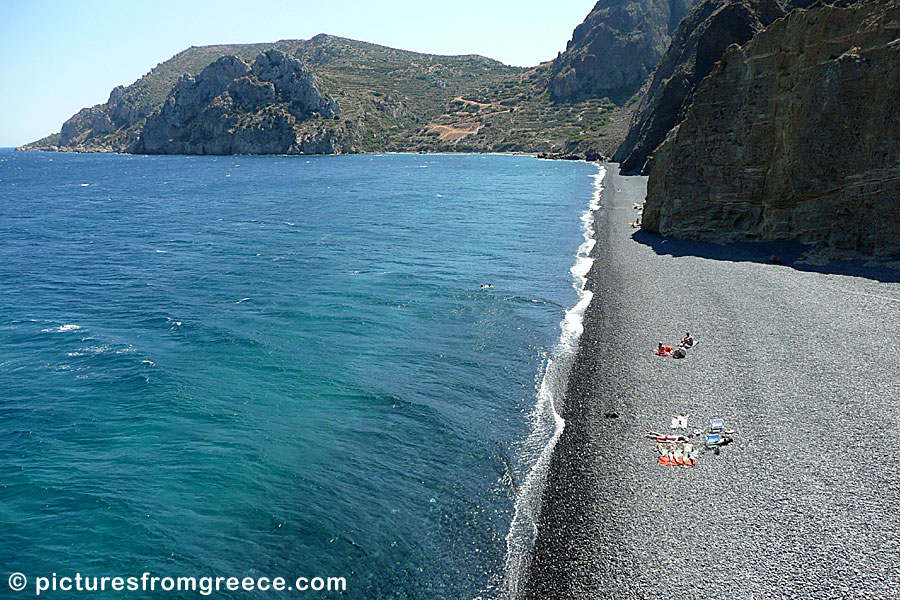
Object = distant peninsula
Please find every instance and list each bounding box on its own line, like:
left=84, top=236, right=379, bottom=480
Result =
left=19, top=1, right=701, bottom=159
left=19, top=35, right=621, bottom=158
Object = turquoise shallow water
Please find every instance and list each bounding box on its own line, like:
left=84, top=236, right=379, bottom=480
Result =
left=0, top=150, right=595, bottom=598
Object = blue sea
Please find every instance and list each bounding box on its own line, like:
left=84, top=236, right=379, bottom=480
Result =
left=0, top=149, right=600, bottom=599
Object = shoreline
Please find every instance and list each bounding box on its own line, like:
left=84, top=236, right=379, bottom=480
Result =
left=521, top=164, right=900, bottom=598
left=10, top=146, right=586, bottom=160
left=502, top=163, right=605, bottom=599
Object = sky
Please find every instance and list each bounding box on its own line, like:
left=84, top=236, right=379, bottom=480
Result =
left=0, top=0, right=597, bottom=147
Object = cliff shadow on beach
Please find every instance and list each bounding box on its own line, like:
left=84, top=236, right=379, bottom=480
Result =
left=631, top=229, right=900, bottom=284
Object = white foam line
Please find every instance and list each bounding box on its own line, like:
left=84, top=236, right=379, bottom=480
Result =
left=501, top=164, right=606, bottom=599
left=41, top=324, right=81, bottom=333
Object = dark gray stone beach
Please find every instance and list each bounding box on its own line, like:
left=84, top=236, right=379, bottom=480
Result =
left=523, top=165, right=900, bottom=599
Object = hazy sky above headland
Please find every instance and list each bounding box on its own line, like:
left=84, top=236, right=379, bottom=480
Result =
left=0, top=0, right=596, bottom=147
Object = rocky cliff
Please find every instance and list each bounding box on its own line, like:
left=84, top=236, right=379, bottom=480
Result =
left=549, top=0, right=699, bottom=103
left=614, top=0, right=855, bottom=174
left=643, top=0, right=900, bottom=257
left=20, top=85, right=152, bottom=153
left=614, top=0, right=790, bottom=173
left=132, top=51, right=349, bottom=155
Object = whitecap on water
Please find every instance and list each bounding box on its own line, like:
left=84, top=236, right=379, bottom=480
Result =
left=42, top=324, right=81, bottom=333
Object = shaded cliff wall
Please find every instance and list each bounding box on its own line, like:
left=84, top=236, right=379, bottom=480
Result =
left=644, top=0, right=900, bottom=257
left=614, top=0, right=789, bottom=173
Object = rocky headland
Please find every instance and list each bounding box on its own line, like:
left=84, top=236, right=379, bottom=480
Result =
left=132, top=50, right=348, bottom=155
left=642, top=0, right=900, bottom=258
left=19, top=20, right=649, bottom=158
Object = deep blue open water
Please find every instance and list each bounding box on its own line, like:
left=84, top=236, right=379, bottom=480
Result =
left=0, top=149, right=597, bottom=598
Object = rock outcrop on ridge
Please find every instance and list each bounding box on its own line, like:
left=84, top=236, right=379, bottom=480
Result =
left=643, top=0, right=900, bottom=258
left=132, top=51, right=347, bottom=155
left=31, top=85, right=151, bottom=153
left=548, top=0, right=700, bottom=103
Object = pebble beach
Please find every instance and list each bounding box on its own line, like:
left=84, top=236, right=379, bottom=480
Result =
left=522, top=165, right=900, bottom=599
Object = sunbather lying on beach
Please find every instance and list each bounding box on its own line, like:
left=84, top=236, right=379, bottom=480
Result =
left=672, top=347, right=686, bottom=359
left=646, top=431, right=690, bottom=443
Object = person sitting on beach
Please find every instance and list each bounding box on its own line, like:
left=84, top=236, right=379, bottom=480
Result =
left=681, top=333, right=694, bottom=348
left=683, top=443, right=698, bottom=466
left=656, top=342, right=670, bottom=356
left=670, top=415, right=689, bottom=430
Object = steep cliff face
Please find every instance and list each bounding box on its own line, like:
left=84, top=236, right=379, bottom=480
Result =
left=45, top=85, right=151, bottom=152
left=615, top=0, right=857, bottom=174
left=614, top=0, right=788, bottom=173
left=644, top=0, right=900, bottom=257
left=19, top=43, right=277, bottom=153
left=133, top=51, right=347, bottom=155
left=549, top=0, right=699, bottom=103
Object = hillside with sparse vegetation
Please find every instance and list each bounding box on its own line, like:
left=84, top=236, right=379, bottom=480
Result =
left=19, top=33, right=630, bottom=157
